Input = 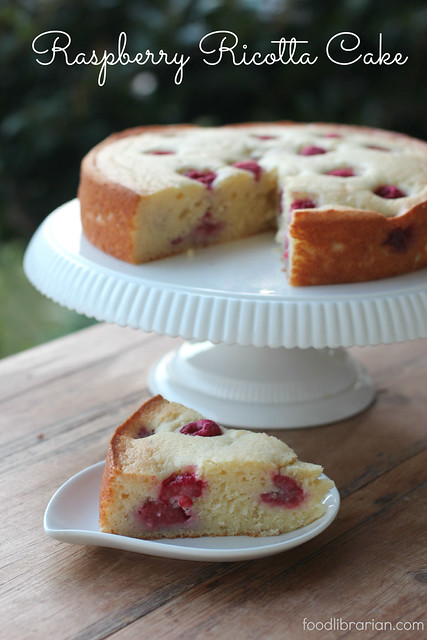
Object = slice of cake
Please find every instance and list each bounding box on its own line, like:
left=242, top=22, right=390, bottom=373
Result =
left=99, top=395, right=335, bottom=539
left=79, top=121, right=427, bottom=286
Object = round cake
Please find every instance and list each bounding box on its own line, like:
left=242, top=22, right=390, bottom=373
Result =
left=99, top=395, right=335, bottom=539
left=79, top=122, right=427, bottom=286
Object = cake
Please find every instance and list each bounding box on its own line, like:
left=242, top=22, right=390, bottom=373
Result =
left=79, top=122, right=427, bottom=286
left=99, top=395, right=335, bottom=539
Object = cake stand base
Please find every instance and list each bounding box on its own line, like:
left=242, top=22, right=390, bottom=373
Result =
left=148, top=342, right=375, bottom=429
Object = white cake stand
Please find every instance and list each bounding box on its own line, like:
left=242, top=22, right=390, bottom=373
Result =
left=24, top=200, right=427, bottom=429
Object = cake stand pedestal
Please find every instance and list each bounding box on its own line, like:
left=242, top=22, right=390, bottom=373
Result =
left=24, top=200, right=427, bottom=429
left=148, top=343, right=374, bottom=428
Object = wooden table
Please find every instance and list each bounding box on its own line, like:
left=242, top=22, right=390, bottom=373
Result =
left=1, top=324, right=426, bottom=639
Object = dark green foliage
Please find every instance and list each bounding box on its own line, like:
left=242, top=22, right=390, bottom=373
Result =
left=0, top=240, right=96, bottom=357
left=1, top=0, right=426, bottom=240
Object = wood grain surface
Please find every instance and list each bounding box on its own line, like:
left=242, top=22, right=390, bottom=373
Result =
left=1, top=324, right=426, bottom=639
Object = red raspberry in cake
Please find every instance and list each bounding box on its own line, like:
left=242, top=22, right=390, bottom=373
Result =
left=382, top=226, right=413, bottom=252
left=261, top=473, right=305, bottom=509
left=135, top=426, right=153, bottom=438
left=290, top=199, right=316, bottom=211
left=137, top=499, right=190, bottom=529
left=170, top=213, right=223, bottom=248
left=326, top=168, right=355, bottom=177
left=365, top=145, right=389, bottom=151
left=180, top=419, right=223, bottom=436
left=374, top=185, right=406, bottom=199
left=192, top=211, right=223, bottom=244
left=183, top=169, right=217, bottom=189
left=159, top=470, right=206, bottom=504
left=136, top=470, right=207, bottom=530
left=178, top=496, right=194, bottom=510
left=233, top=160, right=262, bottom=181
left=283, top=236, right=289, bottom=260
left=147, top=150, right=175, bottom=155
left=299, top=145, right=327, bottom=156
left=252, top=134, right=278, bottom=140
left=322, top=133, right=341, bottom=138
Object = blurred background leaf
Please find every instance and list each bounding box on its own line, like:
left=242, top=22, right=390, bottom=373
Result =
left=1, top=0, right=426, bottom=357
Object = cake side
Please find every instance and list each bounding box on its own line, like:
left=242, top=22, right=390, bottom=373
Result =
left=78, top=156, right=140, bottom=262
left=79, top=125, right=198, bottom=262
left=99, top=396, right=334, bottom=539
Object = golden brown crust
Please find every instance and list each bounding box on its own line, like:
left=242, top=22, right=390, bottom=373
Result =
left=78, top=160, right=139, bottom=262
left=99, top=395, right=165, bottom=524
left=108, top=395, right=165, bottom=463
left=290, top=202, right=427, bottom=286
left=78, top=125, right=196, bottom=262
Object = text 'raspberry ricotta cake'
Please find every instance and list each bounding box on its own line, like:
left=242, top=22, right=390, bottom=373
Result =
left=99, top=395, right=335, bottom=539
left=79, top=121, right=427, bottom=286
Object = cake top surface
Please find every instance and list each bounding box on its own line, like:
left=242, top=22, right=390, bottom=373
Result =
left=111, top=396, right=298, bottom=476
left=90, top=122, right=427, bottom=218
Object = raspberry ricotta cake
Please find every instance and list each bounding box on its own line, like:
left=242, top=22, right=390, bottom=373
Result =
left=99, top=395, right=334, bottom=539
left=79, top=121, right=427, bottom=286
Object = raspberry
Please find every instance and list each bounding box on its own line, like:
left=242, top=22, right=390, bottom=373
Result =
left=326, top=168, right=355, bottom=177
left=135, top=426, right=153, bottom=438
left=137, top=470, right=207, bottom=530
left=171, top=212, right=223, bottom=247
left=290, top=199, right=316, bottom=211
left=382, top=226, right=413, bottom=252
left=233, top=160, right=262, bottom=180
left=374, top=185, right=406, bottom=199
left=261, top=474, right=305, bottom=509
left=178, top=496, right=194, bottom=510
left=299, top=145, right=327, bottom=156
left=366, top=145, right=389, bottom=151
left=252, top=134, right=277, bottom=140
left=322, top=133, right=341, bottom=138
left=180, top=419, right=222, bottom=437
left=147, top=150, right=175, bottom=155
left=183, top=169, right=217, bottom=189
left=137, top=499, right=189, bottom=529
left=192, top=211, right=223, bottom=244
left=159, top=471, right=206, bottom=504
left=283, top=235, right=289, bottom=260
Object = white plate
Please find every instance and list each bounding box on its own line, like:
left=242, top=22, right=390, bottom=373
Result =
left=44, top=461, right=340, bottom=562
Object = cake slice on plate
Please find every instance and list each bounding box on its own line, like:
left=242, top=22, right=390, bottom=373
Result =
left=99, top=395, right=335, bottom=539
